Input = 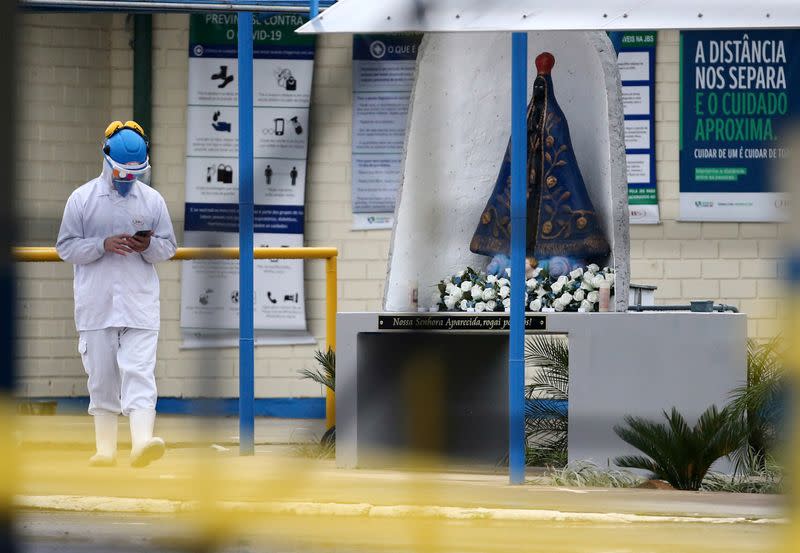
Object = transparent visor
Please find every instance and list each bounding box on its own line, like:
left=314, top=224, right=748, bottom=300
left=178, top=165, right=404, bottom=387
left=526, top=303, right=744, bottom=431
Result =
left=104, top=154, right=151, bottom=182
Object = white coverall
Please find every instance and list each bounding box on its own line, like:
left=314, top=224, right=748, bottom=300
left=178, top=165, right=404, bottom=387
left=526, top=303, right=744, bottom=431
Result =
left=56, top=167, right=177, bottom=416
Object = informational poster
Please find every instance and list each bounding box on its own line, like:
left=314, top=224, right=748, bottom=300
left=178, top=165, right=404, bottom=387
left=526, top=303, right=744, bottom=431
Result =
left=680, top=30, right=795, bottom=222
left=351, top=34, right=422, bottom=230
left=610, top=31, right=660, bottom=224
left=181, top=13, right=315, bottom=347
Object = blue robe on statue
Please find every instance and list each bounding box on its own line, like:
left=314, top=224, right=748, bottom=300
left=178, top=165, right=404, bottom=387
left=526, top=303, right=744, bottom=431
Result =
left=470, top=52, right=610, bottom=268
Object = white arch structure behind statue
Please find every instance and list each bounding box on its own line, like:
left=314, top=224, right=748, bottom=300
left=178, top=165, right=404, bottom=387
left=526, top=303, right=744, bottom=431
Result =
left=384, top=31, right=630, bottom=312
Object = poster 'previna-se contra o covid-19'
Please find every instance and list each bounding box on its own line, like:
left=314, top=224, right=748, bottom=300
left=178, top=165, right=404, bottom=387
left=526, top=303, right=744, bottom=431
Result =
left=180, top=12, right=315, bottom=347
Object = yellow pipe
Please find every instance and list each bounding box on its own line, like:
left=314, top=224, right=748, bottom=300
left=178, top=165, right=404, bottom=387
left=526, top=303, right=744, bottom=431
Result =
left=325, top=256, right=337, bottom=431
left=14, top=244, right=339, bottom=429
left=13, top=246, right=338, bottom=262
left=12, top=247, right=61, bottom=262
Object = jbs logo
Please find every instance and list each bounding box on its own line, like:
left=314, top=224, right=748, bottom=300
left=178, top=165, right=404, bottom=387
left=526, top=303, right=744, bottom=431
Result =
left=132, top=217, right=145, bottom=228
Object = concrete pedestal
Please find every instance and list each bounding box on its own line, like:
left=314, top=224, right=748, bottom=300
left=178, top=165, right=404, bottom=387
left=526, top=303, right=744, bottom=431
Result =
left=336, top=312, right=746, bottom=471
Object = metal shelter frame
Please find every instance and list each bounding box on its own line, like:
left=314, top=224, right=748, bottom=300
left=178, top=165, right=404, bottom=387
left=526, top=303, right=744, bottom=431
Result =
left=18, top=0, right=335, bottom=456
left=297, top=0, right=800, bottom=484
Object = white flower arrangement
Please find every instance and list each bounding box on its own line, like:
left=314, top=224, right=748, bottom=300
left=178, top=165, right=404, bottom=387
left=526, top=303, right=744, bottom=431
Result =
left=435, top=264, right=615, bottom=313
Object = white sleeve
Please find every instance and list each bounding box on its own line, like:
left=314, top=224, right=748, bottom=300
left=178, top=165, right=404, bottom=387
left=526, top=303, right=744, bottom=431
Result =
left=55, top=195, right=105, bottom=265
left=141, top=195, right=177, bottom=264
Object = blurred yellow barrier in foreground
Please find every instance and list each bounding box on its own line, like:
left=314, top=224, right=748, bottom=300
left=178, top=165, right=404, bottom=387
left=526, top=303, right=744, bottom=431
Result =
left=13, top=246, right=338, bottom=429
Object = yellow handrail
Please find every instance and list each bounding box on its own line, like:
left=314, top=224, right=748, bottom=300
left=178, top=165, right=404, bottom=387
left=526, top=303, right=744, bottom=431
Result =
left=13, top=246, right=338, bottom=262
left=13, top=245, right=338, bottom=430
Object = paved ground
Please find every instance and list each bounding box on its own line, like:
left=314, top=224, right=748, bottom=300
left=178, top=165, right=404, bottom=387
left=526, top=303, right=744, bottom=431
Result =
left=16, top=414, right=327, bottom=449
left=15, top=509, right=783, bottom=553
left=10, top=414, right=789, bottom=553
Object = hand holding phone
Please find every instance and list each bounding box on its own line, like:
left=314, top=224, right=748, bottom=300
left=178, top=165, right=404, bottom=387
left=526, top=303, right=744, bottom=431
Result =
left=128, top=230, right=152, bottom=252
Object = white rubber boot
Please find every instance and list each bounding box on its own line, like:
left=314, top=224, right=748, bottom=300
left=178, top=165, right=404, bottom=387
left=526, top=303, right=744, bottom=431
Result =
left=129, top=409, right=165, bottom=468
left=89, top=412, right=118, bottom=467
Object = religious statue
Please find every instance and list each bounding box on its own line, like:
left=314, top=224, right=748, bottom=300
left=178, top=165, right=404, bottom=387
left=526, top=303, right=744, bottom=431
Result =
left=470, top=52, right=610, bottom=276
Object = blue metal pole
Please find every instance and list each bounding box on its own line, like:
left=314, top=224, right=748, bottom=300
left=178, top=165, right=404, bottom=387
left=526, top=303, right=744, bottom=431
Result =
left=309, top=0, right=319, bottom=18
left=509, top=32, right=528, bottom=485
left=238, top=11, right=255, bottom=456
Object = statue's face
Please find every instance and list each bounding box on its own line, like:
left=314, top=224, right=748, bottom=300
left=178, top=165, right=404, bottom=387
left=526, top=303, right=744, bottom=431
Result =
left=533, top=76, right=546, bottom=100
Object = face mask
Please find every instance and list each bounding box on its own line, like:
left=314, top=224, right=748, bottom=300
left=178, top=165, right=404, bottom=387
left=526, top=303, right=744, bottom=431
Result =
left=113, top=178, right=134, bottom=197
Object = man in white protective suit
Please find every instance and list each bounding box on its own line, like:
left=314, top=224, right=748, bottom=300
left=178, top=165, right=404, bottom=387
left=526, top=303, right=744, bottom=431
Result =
left=56, top=120, right=177, bottom=468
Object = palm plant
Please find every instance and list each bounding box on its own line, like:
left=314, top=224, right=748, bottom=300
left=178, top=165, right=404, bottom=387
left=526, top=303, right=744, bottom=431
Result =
left=299, top=348, right=335, bottom=392
left=524, top=335, right=569, bottom=467
left=614, top=405, right=742, bottom=490
left=298, top=348, right=336, bottom=454
left=726, top=336, right=785, bottom=471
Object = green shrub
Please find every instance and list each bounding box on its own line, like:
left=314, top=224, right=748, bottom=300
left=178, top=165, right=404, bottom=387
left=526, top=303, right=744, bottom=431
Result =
left=614, top=406, right=742, bottom=491
left=299, top=348, right=335, bottom=392
left=546, top=461, right=642, bottom=488
left=524, top=335, right=568, bottom=467
left=727, top=336, right=785, bottom=472
left=702, top=447, right=784, bottom=494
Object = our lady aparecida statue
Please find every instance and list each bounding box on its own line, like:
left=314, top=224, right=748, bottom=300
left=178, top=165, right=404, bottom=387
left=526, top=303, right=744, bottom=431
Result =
left=470, top=52, right=610, bottom=276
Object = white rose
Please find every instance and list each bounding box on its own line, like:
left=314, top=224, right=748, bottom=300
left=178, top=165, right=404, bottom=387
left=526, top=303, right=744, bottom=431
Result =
left=587, top=291, right=599, bottom=303
left=499, top=286, right=510, bottom=299
left=526, top=278, right=537, bottom=291
left=569, top=267, right=584, bottom=280
left=535, top=286, right=547, bottom=298
left=456, top=270, right=466, bottom=278
left=470, top=284, right=483, bottom=299
left=475, top=301, right=487, bottom=313
left=532, top=267, right=543, bottom=278
left=460, top=280, right=472, bottom=292
left=554, top=302, right=565, bottom=312
left=580, top=299, right=593, bottom=311
left=445, top=282, right=457, bottom=295
left=505, top=267, right=511, bottom=277
left=502, top=297, right=511, bottom=309
left=574, top=289, right=585, bottom=302
left=529, top=298, right=542, bottom=311
left=459, top=299, right=470, bottom=311
left=542, top=307, right=556, bottom=313
left=487, top=275, right=498, bottom=285
left=482, top=288, right=496, bottom=301
left=551, top=281, right=564, bottom=295
left=486, top=300, right=497, bottom=311
left=581, top=280, right=594, bottom=291
left=498, top=278, right=510, bottom=288
left=587, top=264, right=600, bottom=274
left=591, top=275, right=606, bottom=288
left=559, top=291, right=573, bottom=305
left=557, top=275, right=569, bottom=285
left=444, top=295, right=457, bottom=310
left=450, top=288, right=463, bottom=301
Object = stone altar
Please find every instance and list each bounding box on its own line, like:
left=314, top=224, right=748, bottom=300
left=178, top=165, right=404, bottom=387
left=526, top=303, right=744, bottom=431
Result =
left=336, top=312, right=746, bottom=470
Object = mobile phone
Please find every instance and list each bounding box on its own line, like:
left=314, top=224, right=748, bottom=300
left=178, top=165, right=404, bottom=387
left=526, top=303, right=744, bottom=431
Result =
left=134, top=230, right=152, bottom=237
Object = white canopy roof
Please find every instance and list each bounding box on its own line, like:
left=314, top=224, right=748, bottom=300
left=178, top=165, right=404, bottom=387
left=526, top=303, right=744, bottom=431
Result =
left=297, top=0, right=800, bottom=34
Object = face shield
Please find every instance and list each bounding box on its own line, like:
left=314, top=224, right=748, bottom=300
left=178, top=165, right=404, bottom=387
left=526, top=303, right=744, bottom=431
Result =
left=105, top=154, right=151, bottom=196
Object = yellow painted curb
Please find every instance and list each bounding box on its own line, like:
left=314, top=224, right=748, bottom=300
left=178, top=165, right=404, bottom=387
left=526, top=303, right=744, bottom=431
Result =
left=14, top=495, right=786, bottom=525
